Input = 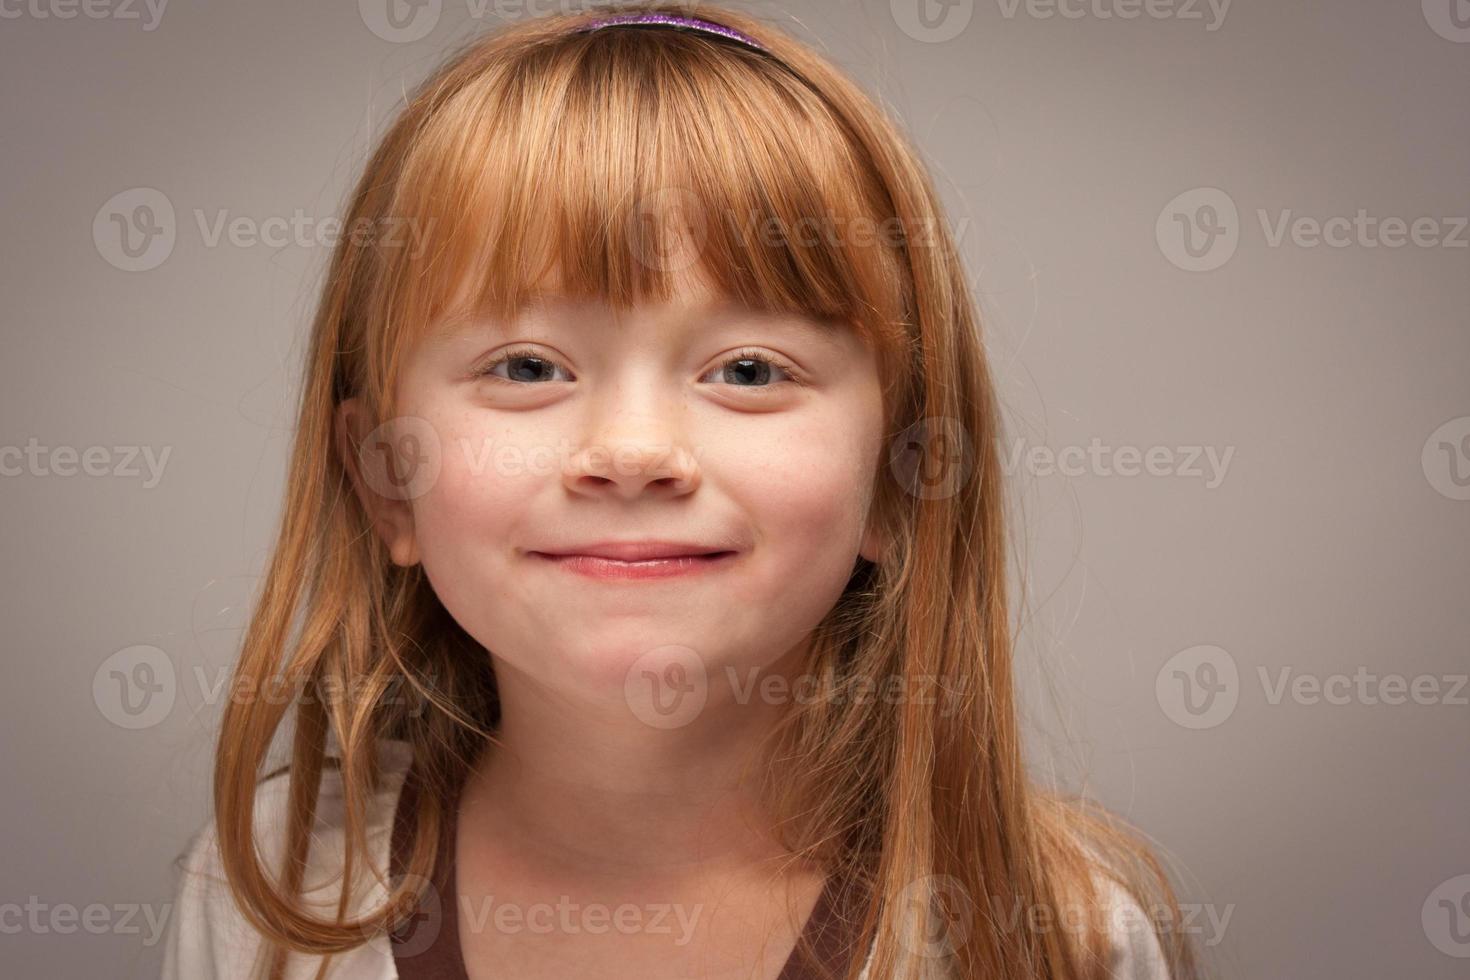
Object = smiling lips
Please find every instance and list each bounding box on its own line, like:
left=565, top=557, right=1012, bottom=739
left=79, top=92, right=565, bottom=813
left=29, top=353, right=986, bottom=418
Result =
left=526, top=540, right=739, bottom=580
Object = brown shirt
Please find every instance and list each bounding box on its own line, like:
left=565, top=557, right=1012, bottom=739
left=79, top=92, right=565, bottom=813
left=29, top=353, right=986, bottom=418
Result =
left=387, top=760, right=865, bottom=979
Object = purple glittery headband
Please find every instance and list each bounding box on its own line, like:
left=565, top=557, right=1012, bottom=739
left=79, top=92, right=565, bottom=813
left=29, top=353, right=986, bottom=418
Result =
left=574, top=12, right=770, bottom=54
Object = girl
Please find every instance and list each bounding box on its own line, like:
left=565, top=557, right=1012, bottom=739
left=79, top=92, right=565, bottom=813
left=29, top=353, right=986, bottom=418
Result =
left=162, top=4, right=1202, bottom=979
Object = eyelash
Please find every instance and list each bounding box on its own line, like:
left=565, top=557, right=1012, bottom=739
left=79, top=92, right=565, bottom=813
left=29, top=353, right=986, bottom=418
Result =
left=473, top=346, right=806, bottom=391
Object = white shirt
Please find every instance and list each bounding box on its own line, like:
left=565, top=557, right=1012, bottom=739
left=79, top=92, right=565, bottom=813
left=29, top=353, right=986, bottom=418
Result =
left=160, top=738, right=1171, bottom=979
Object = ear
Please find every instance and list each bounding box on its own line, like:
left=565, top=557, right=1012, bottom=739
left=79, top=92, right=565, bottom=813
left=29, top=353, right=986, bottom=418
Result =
left=335, top=397, right=421, bottom=567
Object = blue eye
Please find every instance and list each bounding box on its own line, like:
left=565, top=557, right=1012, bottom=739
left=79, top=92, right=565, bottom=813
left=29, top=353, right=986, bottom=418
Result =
left=701, top=349, right=801, bottom=389
left=474, top=346, right=803, bottom=389
left=476, top=347, right=573, bottom=384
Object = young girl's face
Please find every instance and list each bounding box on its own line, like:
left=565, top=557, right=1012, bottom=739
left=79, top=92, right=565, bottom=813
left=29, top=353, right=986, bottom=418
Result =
left=349, top=262, right=886, bottom=718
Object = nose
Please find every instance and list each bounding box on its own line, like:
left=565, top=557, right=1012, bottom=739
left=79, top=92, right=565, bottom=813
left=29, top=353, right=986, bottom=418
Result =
left=563, top=402, right=702, bottom=501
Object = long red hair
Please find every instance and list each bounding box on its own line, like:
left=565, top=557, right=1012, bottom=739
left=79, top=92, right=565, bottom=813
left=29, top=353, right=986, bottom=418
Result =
left=212, top=5, right=1204, bottom=978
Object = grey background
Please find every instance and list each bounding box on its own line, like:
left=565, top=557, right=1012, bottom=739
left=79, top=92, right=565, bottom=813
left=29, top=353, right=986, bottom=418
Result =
left=2, top=1, right=1466, bottom=977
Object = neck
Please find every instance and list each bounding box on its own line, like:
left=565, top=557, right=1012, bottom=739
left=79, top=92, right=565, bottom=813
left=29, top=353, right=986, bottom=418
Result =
left=460, top=643, right=815, bottom=886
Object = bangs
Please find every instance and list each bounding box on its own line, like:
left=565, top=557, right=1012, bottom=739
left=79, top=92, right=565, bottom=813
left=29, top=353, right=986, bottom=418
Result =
left=383, top=23, right=913, bottom=354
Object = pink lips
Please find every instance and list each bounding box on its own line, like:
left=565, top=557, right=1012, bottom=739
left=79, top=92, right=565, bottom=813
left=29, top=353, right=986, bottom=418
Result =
left=526, top=541, right=739, bottom=581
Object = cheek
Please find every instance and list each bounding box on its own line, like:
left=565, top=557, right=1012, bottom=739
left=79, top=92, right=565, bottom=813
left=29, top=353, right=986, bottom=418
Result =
left=417, top=417, right=534, bottom=534
left=709, top=409, right=880, bottom=591
left=405, top=410, right=547, bottom=612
